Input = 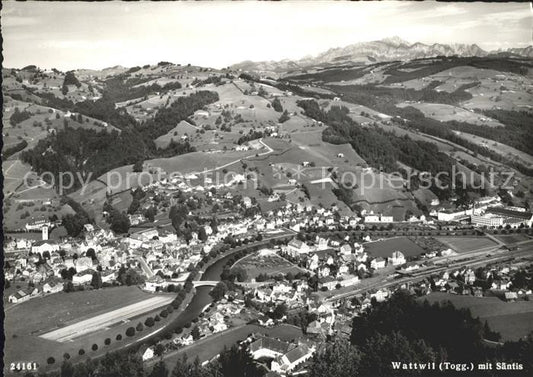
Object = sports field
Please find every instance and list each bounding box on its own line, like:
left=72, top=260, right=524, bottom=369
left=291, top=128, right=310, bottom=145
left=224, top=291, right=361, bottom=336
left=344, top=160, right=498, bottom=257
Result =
left=435, top=236, right=497, bottom=253
left=40, top=296, right=174, bottom=342
left=4, top=287, right=173, bottom=371
left=363, top=237, right=426, bottom=258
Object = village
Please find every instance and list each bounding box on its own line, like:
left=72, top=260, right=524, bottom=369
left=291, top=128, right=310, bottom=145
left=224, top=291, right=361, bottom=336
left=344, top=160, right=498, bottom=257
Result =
left=4, top=178, right=533, bottom=376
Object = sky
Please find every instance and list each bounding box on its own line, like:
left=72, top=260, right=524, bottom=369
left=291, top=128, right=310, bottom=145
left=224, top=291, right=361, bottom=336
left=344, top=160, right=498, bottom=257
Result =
left=2, top=1, right=532, bottom=71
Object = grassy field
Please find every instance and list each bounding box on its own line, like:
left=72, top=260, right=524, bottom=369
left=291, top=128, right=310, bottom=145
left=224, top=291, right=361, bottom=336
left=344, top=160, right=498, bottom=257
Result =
left=232, top=250, right=306, bottom=281
left=421, top=292, right=533, bottom=341
left=435, top=236, right=497, bottom=253
left=396, top=102, right=504, bottom=128
left=455, top=132, right=533, bottom=168
left=494, top=234, right=531, bottom=245
left=4, top=287, right=174, bottom=371
left=363, top=237, right=426, bottom=258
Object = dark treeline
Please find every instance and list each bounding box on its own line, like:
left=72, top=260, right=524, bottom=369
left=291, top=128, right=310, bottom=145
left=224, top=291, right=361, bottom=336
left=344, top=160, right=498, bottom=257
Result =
left=39, top=343, right=265, bottom=377
left=309, top=291, right=533, bottom=377
left=9, top=107, right=33, bottom=126
left=138, top=90, right=219, bottom=141
left=103, top=75, right=182, bottom=103
left=3, top=139, right=28, bottom=159
left=20, top=126, right=147, bottom=190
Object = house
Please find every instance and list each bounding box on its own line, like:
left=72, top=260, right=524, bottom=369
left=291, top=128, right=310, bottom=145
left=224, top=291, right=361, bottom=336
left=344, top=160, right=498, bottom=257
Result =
left=258, top=315, right=274, bottom=327
left=285, top=239, right=310, bottom=258
left=271, top=343, right=314, bottom=374
left=370, top=257, right=386, bottom=270
left=318, top=276, right=337, bottom=290
left=370, top=289, right=389, bottom=302
left=242, top=197, right=252, bottom=208
left=339, top=244, right=352, bottom=255
left=102, top=270, right=117, bottom=283
left=388, top=251, right=406, bottom=266
left=76, top=256, right=94, bottom=272
left=8, top=290, right=30, bottom=303
left=31, top=240, right=60, bottom=256
left=72, top=270, right=93, bottom=285
left=504, top=292, right=518, bottom=302
left=339, top=274, right=359, bottom=287
left=25, top=218, right=51, bottom=231
left=492, top=280, right=512, bottom=291
left=43, top=280, right=64, bottom=294
left=249, top=336, right=291, bottom=360
left=141, top=346, right=155, bottom=361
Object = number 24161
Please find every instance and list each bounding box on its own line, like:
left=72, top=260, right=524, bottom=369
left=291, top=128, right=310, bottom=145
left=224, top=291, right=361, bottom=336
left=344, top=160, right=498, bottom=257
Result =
left=10, top=362, right=38, bottom=372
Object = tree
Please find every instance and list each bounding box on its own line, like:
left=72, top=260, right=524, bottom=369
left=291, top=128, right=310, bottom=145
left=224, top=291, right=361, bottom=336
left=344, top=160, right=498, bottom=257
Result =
left=149, top=360, right=169, bottom=377
left=133, top=159, right=144, bottom=172
left=198, top=226, right=208, bottom=242
left=86, top=248, right=96, bottom=259
left=272, top=98, right=283, bottom=112
left=78, top=349, right=85, bottom=356
left=216, top=345, right=263, bottom=377
left=279, top=110, right=290, bottom=123
left=97, top=351, right=144, bottom=377
left=47, top=357, right=56, bottom=365
left=126, top=327, right=136, bottom=337
left=171, top=354, right=189, bottom=377
left=209, top=281, right=228, bottom=301
left=92, top=344, right=98, bottom=351
left=91, top=271, right=103, bottom=289
left=116, top=334, right=123, bottom=341
left=272, top=303, right=288, bottom=320
left=191, top=325, right=201, bottom=340
left=154, top=343, right=165, bottom=358
left=360, top=332, right=436, bottom=376
left=136, top=322, right=144, bottom=332
left=61, top=360, right=74, bottom=377
left=104, top=338, right=111, bottom=345
left=64, top=281, right=75, bottom=293
left=309, top=339, right=361, bottom=377
left=145, top=317, right=155, bottom=327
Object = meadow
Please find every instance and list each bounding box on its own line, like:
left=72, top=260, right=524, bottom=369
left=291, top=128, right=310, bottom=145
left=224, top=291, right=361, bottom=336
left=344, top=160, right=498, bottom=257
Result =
left=421, top=292, right=533, bottom=341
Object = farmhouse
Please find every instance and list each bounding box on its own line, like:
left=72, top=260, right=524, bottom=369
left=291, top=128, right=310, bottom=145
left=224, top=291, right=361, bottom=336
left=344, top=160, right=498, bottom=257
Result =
left=43, top=280, right=64, bottom=294
left=271, top=343, right=315, bottom=374
left=371, top=257, right=386, bottom=270
left=249, top=336, right=291, bottom=359
left=8, top=290, right=31, bottom=303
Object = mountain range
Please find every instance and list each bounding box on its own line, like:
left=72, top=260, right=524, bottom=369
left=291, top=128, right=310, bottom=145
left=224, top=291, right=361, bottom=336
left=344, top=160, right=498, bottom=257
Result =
left=231, top=36, right=533, bottom=73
